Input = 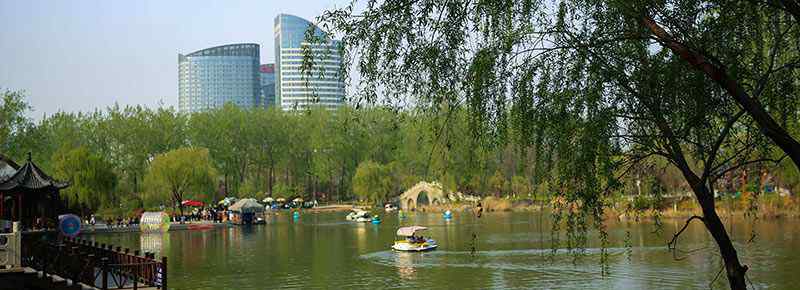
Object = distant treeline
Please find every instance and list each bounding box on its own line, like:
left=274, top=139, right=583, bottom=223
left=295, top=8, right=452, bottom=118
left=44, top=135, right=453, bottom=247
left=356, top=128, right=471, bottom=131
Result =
left=1, top=90, right=798, bottom=216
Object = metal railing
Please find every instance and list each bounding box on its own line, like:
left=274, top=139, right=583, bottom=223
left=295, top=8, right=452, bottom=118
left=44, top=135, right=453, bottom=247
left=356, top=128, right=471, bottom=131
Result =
left=22, top=234, right=167, bottom=289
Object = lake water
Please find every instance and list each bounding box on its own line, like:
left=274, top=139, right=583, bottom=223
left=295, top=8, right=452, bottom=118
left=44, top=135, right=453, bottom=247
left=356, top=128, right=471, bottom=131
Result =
left=90, top=211, right=800, bottom=289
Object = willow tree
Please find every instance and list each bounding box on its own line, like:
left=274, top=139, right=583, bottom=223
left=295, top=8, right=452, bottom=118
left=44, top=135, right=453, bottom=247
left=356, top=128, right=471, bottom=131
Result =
left=143, top=147, right=216, bottom=213
left=52, top=146, right=118, bottom=215
left=315, top=1, right=795, bottom=289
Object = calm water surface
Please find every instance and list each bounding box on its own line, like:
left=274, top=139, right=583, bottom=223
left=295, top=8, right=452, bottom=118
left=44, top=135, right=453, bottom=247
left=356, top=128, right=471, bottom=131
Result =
left=91, top=211, right=800, bottom=289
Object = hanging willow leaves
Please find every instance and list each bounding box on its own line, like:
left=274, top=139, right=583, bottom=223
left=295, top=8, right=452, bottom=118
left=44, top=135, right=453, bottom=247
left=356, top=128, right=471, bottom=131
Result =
left=314, top=1, right=799, bottom=289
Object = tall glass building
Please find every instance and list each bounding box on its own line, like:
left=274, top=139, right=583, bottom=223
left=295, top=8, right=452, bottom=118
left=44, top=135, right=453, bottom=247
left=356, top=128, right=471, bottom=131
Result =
left=274, top=14, right=345, bottom=110
left=178, top=43, right=261, bottom=114
left=260, top=64, right=276, bottom=108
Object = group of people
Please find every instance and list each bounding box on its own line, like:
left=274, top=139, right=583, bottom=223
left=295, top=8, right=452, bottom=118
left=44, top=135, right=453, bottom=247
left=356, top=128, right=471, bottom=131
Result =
left=88, top=214, right=139, bottom=229
left=406, top=235, right=427, bottom=243
left=172, top=207, right=227, bottom=223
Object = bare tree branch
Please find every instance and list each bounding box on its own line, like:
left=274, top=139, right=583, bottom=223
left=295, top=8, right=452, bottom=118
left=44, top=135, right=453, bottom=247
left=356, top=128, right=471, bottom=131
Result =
left=668, top=215, right=704, bottom=261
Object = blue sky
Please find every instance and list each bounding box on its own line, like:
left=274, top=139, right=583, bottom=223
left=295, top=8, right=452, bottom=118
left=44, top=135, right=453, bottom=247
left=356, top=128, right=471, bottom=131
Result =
left=0, top=0, right=348, bottom=118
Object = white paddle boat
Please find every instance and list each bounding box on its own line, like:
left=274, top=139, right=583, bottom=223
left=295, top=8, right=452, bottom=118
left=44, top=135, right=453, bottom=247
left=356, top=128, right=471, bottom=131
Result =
left=392, top=226, right=438, bottom=252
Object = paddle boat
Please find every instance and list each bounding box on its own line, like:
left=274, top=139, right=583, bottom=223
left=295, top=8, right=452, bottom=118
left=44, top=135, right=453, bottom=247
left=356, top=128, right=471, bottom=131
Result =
left=346, top=209, right=373, bottom=222
left=384, top=203, right=398, bottom=212
left=443, top=210, right=453, bottom=220
left=392, top=226, right=438, bottom=252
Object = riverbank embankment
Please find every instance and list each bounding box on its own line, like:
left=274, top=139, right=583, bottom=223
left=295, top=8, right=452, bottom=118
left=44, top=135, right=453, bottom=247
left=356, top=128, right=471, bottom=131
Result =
left=81, top=221, right=231, bottom=234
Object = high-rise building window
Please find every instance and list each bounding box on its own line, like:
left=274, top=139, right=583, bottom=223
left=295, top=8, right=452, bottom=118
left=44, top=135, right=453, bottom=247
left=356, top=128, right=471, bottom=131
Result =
left=178, top=43, right=261, bottom=114
left=274, top=14, right=345, bottom=111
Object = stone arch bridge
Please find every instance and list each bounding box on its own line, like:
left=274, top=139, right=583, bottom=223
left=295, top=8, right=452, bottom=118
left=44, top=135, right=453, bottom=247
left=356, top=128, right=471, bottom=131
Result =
left=399, top=181, right=447, bottom=210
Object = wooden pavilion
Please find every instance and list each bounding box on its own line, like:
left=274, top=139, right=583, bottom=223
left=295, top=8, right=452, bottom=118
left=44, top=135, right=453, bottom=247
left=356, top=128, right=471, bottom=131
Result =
left=0, top=153, right=69, bottom=230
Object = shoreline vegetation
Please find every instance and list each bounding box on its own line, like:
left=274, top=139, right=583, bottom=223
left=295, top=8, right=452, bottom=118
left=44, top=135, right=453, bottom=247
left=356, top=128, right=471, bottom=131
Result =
left=2, top=91, right=798, bottom=224
left=405, top=193, right=800, bottom=220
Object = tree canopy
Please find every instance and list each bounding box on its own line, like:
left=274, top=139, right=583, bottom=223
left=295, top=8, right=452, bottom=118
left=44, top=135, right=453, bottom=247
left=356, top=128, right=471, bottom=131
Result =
left=52, top=146, right=118, bottom=214
left=352, top=160, right=395, bottom=204
left=313, top=1, right=800, bottom=288
left=143, top=147, right=217, bottom=211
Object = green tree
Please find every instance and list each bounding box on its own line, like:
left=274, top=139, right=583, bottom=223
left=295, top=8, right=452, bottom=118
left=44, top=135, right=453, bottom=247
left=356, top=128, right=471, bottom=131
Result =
left=314, top=1, right=799, bottom=288
left=188, top=104, right=250, bottom=195
left=143, top=147, right=216, bottom=213
left=510, top=175, right=532, bottom=198
left=52, top=146, right=118, bottom=215
left=352, top=160, right=392, bottom=204
left=488, top=170, right=507, bottom=197
left=0, top=90, right=31, bottom=155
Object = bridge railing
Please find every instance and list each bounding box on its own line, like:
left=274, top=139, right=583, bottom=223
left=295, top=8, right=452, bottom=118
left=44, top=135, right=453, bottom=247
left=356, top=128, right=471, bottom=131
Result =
left=21, top=234, right=167, bottom=289
left=0, top=230, right=21, bottom=269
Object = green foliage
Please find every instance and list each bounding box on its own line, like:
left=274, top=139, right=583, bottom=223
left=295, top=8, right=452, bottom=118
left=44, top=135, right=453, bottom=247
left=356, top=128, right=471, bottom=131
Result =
left=776, top=158, right=800, bottom=194
left=270, top=182, right=296, bottom=199
left=488, top=170, right=507, bottom=196
left=629, top=195, right=661, bottom=212
left=510, top=175, right=532, bottom=198
left=143, top=147, right=216, bottom=209
left=352, top=160, right=393, bottom=204
left=0, top=89, right=31, bottom=153
left=52, top=146, right=118, bottom=213
left=440, top=172, right=457, bottom=194
left=314, top=1, right=800, bottom=286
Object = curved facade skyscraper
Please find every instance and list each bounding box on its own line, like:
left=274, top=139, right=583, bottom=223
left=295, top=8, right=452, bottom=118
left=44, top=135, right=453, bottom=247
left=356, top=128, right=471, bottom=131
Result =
left=274, top=14, right=345, bottom=110
left=178, top=43, right=260, bottom=114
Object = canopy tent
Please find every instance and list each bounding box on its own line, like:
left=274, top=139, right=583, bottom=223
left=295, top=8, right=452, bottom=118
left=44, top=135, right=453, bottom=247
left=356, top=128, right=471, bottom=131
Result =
left=218, top=197, right=238, bottom=207
left=396, top=226, right=428, bottom=237
left=0, top=153, right=69, bottom=229
left=181, top=200, right=204, bottom=207
left=228, top=198, right=264, bottom=214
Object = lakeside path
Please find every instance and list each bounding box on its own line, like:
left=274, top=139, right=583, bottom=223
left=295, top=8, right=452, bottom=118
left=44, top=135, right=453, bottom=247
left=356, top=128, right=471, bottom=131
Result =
left=80, top=205, right=357, bottom=234
left=303, top=204, right=355, bottom=212
left=80, top=221, right=230, bottom=234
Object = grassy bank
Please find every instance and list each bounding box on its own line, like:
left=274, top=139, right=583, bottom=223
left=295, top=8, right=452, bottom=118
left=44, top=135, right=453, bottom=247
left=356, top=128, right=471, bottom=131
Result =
left=409, top=193, right=800, bottom=221
left=611, top=194, right=800, bottom=220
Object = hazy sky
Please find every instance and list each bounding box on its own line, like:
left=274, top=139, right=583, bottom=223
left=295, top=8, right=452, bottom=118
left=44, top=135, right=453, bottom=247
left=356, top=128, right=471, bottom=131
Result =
left=0, top=0, right=348, bottom=119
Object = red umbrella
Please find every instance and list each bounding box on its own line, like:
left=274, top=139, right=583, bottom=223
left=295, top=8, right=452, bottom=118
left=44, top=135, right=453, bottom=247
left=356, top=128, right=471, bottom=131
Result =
left=181, top=200, right=204, bottom=207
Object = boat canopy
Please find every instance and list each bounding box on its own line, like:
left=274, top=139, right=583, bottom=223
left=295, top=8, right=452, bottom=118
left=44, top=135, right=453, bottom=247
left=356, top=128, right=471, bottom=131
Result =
left=397, top=226, right=427, bottom=236
left=229, top=198, right=264, bottom=213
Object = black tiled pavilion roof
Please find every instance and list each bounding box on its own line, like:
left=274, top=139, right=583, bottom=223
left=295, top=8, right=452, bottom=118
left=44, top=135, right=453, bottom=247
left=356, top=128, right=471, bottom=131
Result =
left=0, top=154, right=68, bottom=192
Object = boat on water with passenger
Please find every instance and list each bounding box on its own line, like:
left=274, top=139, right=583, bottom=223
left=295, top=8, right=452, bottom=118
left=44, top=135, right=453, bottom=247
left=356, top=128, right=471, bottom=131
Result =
left=346, top=209, right=373, bottom=222
left=392, top=226, right=438, bottom=252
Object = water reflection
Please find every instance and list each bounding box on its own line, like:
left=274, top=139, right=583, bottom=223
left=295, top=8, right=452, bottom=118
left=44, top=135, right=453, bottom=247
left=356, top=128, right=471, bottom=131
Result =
left=90, top=212, right=800, bottom=290
left=354, top=223, right=368, bottom=252
left=394, top=252, right=417, bottom=280
left=140, top=233, right=169, bottom=256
